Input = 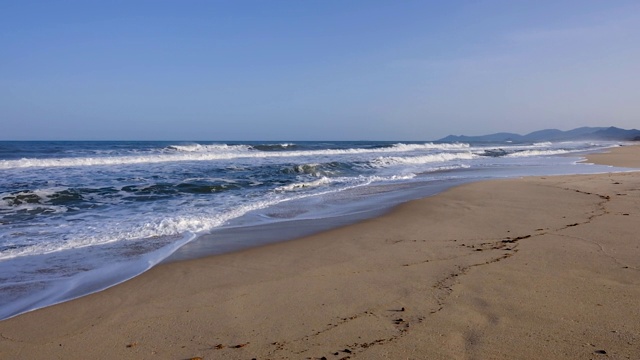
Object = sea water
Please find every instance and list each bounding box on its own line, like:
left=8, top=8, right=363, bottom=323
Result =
left=0, top=140, right=628, bottom=319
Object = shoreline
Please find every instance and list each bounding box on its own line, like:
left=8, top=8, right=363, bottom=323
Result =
left=165, top=177, right=473, bottom=264
left=1, top=146, right=639, bottom=359
left=164, top=143, right=634, bottom=264
left=0, top=142, right=626, bottom=322
left=583, top=143, right=640, bottom=167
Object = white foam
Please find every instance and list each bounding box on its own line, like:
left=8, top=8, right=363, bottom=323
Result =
left=370, top=152, right=476, bottom=167
left=1, top=213, right=221, bottom=260
left=365, top=174, right=417, bottom=182
left=0, top=189, right=318, bottom=260
left=391, top=142, right=470, bottom=151
left=275, top=177, right=334, bottom=192
left=0, top=143, right=472, bottom=169
left=425, top=164, right=472, bottom=172
left=506, top=149, right=571, bottom=157
left=168, top=144, right=252, bottom=153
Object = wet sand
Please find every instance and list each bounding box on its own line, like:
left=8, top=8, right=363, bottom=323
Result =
left=1, top=146, right=639, bottom=359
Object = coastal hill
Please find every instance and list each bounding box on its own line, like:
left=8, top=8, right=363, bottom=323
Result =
left=438, top=126, right=640, bottom=143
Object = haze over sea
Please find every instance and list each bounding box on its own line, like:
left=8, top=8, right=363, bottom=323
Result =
left=0, top=139, right=631, bottom=319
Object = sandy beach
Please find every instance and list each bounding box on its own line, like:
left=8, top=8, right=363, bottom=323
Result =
left=1, top=145, right=638, bottom=360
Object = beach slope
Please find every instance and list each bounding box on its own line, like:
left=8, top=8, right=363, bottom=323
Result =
left=1, top=146, right=639, bottom=359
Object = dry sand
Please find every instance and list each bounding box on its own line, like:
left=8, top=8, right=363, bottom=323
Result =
left=1, top=146, right=639, bottom=360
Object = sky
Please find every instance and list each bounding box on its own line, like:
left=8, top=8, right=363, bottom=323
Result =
left=1, top=0, right=639, bottom=141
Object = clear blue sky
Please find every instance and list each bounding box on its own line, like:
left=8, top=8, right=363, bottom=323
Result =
left=1, top=0, right=639, bottom=140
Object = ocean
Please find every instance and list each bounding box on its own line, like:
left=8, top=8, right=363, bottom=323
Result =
left=0, top=140, right=626, bottom=319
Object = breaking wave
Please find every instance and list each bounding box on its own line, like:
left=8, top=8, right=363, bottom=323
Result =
left=0, top=142, right=471, bottom=170
left=370, top=152, right=476, bottom=167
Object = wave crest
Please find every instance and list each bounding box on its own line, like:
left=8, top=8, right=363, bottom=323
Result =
left=167, top=144, right=251, bottom=153
left=371, top=152, right=475, bottom=167
left=391, top=142, right=470, bottom=151
left=506, top=149, right=570, bottom=157
left=275, top=177, right=333, bottom=192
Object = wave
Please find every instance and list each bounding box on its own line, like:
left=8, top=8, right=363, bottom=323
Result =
left=0, top=192, right=284, bottom=260
left=420, top=164, right=472, bottom=173
left=251, top=143, right=298, bottom=151
left=280, top=161, right=354, bottom=177
left=0, top=182, right=245, bottom=213
left=275, top=177, right=334, bottom=192
left=505, top=149, right=571, bottom=158
left=274, top=172, right=418, bottom=195
left=0, top=151, right=264, bottom=169
left=169, top=143, right=299, bottom=153
left=478, top=149, right=510, bottom=157
left=167, top=144, right=251, bottom=153
left=0, top=142, right=471, bottom=169
left=370, top=152, right=476, bottom=167
left=390, top=142, right=470, bottom=151
left=0, top=188, right=86, bottom=216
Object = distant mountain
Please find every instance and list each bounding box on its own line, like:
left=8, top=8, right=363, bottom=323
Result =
left=589, top=127, right=640, bottom=141
left=438, top=132, right=524, bottom=143
left=524, top=127, right=606, bottom=141
left=437, top=126, right=640, bottom=143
